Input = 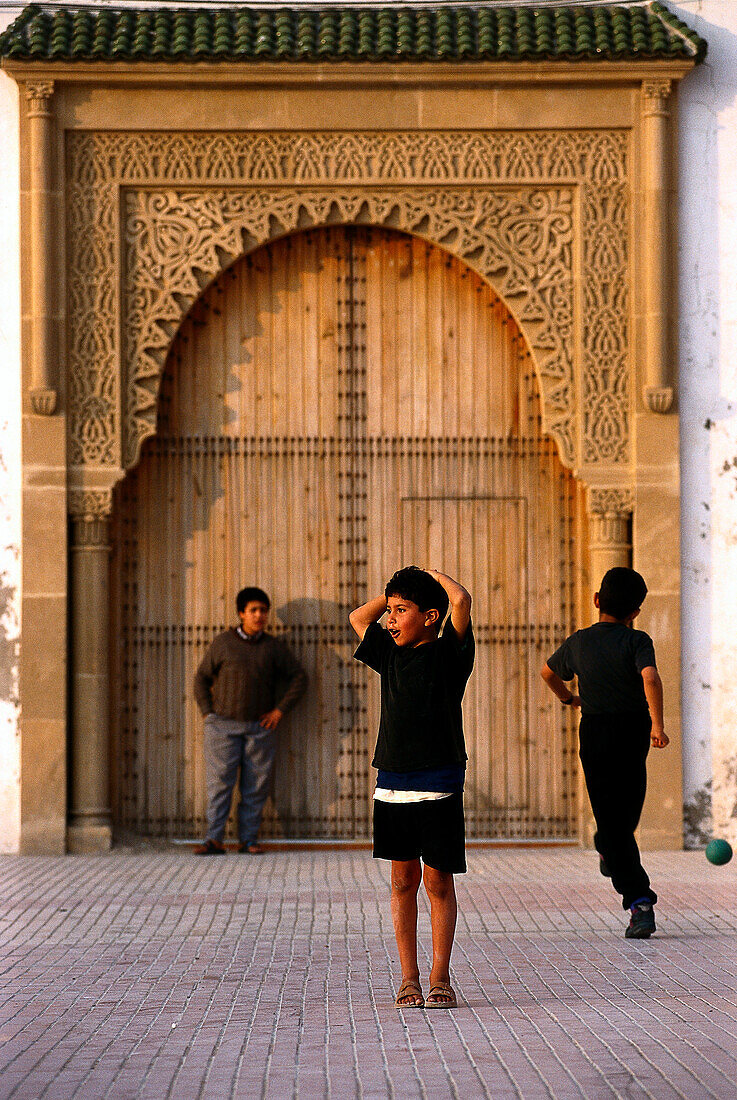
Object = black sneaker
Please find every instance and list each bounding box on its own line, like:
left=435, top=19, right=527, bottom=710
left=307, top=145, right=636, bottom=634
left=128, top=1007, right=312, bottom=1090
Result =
left=599, top=855, right=611, bottom=878
left=625, top=902, right=656, bottom=939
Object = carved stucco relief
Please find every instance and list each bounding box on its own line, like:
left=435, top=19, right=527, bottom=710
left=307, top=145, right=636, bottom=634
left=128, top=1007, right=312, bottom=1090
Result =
left=588, top=486, right=635, bottom=516
left=66, top=129, right=630, bottom=478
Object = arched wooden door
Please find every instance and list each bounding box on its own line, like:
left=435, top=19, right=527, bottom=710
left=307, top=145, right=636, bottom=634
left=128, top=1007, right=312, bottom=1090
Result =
left=110, top=226, right=584, bottom=841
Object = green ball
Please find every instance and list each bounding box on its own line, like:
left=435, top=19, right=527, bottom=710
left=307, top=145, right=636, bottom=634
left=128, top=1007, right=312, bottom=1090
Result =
left=705, top=838, right=733, bottom=865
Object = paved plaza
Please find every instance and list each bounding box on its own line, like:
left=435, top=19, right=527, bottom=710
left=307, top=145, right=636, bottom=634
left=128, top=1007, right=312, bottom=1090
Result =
left=0, top=849, right=735, bottom=1099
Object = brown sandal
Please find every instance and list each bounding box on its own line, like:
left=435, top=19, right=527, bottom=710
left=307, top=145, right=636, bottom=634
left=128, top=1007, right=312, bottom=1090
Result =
left=394, top=979, right=424, bottom=1008
left=425, top=982, right=458, bottom=1009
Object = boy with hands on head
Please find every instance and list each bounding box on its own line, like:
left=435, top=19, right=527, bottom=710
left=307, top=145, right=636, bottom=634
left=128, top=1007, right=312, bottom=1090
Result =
left=541, top=567, right=668, bottom=939
left=350, top=567, right=474, bottom=1009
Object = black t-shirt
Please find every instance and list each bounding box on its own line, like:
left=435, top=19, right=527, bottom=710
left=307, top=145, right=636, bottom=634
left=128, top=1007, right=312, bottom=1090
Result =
left=354, top=619, right=475, bottom=771
left=547, top=622, right=656, bottom=716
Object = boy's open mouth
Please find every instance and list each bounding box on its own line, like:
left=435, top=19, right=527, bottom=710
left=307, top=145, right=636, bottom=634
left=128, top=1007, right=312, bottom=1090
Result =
left=388, top=628, right=400, bottom=640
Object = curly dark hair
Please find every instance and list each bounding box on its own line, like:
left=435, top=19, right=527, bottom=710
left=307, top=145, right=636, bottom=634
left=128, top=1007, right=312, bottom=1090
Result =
left=384, top=566, right=449, bottom=623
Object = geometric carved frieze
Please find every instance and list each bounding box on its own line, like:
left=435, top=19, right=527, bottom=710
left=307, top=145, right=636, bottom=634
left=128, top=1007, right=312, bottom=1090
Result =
left=67, top=129, right=630, bottom=473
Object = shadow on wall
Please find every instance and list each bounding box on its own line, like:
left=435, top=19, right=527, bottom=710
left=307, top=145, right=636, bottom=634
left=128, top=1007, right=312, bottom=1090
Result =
left=675, top=3, right=737, bottom=846
left=265, top=597, right=366, bottom=840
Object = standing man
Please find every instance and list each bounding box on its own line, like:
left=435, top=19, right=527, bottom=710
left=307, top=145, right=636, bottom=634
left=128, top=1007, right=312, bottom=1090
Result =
left=193, top=587, right=307, bottom=855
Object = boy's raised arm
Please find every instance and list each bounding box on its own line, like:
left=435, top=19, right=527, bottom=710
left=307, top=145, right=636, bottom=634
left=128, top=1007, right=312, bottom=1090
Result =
left=426, top=569, right=472, bottom=640
left=349, top=594, right=387, bottom=640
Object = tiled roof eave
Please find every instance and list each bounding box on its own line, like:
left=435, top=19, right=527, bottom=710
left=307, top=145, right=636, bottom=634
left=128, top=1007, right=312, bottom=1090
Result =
left=0, top=3, right=708, bottom=67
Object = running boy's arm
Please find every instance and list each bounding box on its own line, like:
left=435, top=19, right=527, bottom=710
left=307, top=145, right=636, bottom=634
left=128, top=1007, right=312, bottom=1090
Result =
left=641, top=666, right=669, bottom=748
left=349, top=594, right=387, bottom=640
left=426, top=569, right=472, bottom=640
left=540, top=664, right=582, bottom=708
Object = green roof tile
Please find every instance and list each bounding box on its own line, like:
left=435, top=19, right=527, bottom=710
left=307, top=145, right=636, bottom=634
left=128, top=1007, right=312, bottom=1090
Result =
left=0, top=3, right=707, bottom=65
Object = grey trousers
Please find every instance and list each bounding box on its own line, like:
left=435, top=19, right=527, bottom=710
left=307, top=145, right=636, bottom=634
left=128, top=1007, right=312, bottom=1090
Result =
left=203, top=715, right=277, bottom=845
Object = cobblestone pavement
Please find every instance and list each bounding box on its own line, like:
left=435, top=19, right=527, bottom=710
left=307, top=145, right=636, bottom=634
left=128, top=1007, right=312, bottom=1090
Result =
left=0, top=850, right=735, bottom=1099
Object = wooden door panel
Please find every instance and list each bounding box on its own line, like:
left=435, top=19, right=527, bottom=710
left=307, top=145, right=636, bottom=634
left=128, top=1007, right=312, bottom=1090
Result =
left=111, top=225, right=580, bottom=840
left=400, top=497, right=532, bottom=835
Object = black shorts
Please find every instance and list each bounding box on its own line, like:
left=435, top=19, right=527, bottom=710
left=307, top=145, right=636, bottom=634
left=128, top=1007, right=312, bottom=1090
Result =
left=373, top=792, right=466, bottom=874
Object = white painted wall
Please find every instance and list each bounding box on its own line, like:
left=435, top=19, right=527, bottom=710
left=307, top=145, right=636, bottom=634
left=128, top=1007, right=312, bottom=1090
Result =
left=0, top=0, right=734, bottom=851
left=0, top=6, right=21, bottom=853
left=672, top=0, right=737, bottom=848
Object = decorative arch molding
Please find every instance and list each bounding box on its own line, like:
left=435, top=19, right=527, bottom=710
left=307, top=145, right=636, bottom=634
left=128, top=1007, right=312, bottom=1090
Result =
left=123, top=185, right=577, bottom=469
left=67, top=128, right=630, bottom=481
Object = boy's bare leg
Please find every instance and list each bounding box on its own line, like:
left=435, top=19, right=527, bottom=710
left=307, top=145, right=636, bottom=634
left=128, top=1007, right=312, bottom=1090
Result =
left=390, top=859, right=423, bottom=1005
left=423, top=865, right=457, bottom=1003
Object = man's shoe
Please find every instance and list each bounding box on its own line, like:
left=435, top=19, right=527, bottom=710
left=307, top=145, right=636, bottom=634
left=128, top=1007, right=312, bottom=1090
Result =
left=238, top=842, right=264, bottom=854
left=193, top=838, right=226, bottom=855
left=599, top=855, right=611, bottom=878
left=625, top=902, right=656, bottom=939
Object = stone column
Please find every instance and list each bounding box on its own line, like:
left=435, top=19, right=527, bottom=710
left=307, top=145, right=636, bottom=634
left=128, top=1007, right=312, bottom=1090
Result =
left=67, top=491, right=113, bottom=853
left=588, top=487, right=633, bottom=590
left=26, top=81, right=57, bottom=416
left=641, top=79, right=673, bottom=414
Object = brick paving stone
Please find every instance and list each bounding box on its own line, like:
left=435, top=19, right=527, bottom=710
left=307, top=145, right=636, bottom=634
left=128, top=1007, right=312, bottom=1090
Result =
left=0, top=851, right=735, bottom=1098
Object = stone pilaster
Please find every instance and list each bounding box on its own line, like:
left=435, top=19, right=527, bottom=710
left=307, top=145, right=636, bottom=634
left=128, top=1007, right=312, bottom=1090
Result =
left=587, top=487, right=634, bottom=585
left=67, top=490, right=113, bottom=853
left=26, top=81, right=57, bottom=416
left=641, top=79, right=673, bottom=414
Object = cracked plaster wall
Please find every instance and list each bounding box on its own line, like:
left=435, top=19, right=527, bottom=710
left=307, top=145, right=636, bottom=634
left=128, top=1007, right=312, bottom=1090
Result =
left=0, top=1, right=736, bottom=851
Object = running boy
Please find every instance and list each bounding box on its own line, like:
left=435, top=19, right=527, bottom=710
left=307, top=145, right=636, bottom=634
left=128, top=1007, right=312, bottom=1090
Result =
left=350, top=567, right=474, bottom=1009
left=541, top=567, right=669, bottom=939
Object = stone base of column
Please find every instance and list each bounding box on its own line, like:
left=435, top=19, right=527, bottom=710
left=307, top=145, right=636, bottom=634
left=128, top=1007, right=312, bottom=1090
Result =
left=67, top=822, right=112, bottom=854
left=21, top=820, right=67, bottom=855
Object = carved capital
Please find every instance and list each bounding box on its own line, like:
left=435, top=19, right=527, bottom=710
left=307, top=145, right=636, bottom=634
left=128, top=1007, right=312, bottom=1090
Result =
left=642, top=79, right=672, bottom=118
left=643, top=385, right=674, bottom=414
left=587, top=487, right=633, bottom=550
left=588, top=486, right=634, bottom=517
left=71, top=515, right=111, bottom=549
left=590, top=512, right=630, bottom=550
left=30, top=388, right=57, bottom=416
left=25, top=80, right=54, bottom=117
left=69, top=488, right=113, bottom=521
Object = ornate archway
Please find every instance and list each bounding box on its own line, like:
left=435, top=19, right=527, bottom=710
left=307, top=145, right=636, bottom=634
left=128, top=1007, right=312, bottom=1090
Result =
left=68, top=128, right=631, bottom=478
left=64, top=127, right=640, bottom=850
